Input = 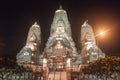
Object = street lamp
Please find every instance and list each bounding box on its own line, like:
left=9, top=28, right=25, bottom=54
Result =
left=95, top=31, right=105, bottom=38
left=96, top=28, right=111, bottom=38
left=99, top=31, right=104, bottom=35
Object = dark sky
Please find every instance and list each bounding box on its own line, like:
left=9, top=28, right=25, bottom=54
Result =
left=0, top=0, right=120, bottom=58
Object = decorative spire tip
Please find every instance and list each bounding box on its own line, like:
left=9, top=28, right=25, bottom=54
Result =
left=59, top=5, right=63, bottom=10
left=32, top=21, right=39, bottom=27
left=82, top=20, right=89, bottom=27
left=34, top=21, right=38, bottom=25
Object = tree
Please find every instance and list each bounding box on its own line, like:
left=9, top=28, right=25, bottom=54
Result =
left=81, top=56, right=120, bottom=80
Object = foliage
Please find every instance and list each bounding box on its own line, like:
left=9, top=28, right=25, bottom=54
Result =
left=0, top=57, right=32, bottom=80
left=82, top=56, right=120, bottom=76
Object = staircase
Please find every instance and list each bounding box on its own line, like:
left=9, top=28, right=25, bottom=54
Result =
left=48, top=71, right=67, bottom=80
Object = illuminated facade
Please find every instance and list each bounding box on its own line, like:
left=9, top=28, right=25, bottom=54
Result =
left=16, top=6, right=105, bottom=80
left=80, top=21, right=105, bottom=63
left=17, top=22, right=41, bottom=65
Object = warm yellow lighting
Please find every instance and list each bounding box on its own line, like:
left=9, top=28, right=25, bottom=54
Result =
left=96, top=28, right=111, bottom=37
left=95, top=30, right=107, bottom=37
left=66, top=58, right=71, bottom=64
left=24, top=52, right=29, bottom=55
left=43, top=58, right=47, bottom=64
left=66, top=58, right=71, bottom=67
left=99, top=31, right=104, bottom=35
left=43, top=58, right=47, bottom=67
left=55, top=41, right=63, bottom=49
left=31, top=53, right=34, bottom=56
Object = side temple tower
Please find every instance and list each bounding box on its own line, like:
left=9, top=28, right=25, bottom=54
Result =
left=16, top=22, right=41, bottom=65
left=80, top=21, right=105, bottom=63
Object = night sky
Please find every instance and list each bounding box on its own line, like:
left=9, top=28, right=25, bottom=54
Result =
left=0, top=0, right=120, bottom=59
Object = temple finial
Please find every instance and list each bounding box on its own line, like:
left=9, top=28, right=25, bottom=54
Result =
left=82, top=20, right=89, bottom=27
left=86, top=20, right=88, bottom=23
left=34, top=21, right=38, bottom=25
left=59, top=5, right=63, bottom=10
left=32, top=21, right=39, bottom=27
left=84, top=20, right=88, bottom=24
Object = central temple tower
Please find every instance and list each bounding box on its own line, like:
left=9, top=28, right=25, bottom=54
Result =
left=42, top=6, right=79, bottom=70
left=44, top=6, right=77, bottom=57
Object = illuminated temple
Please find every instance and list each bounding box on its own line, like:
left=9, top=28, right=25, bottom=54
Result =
left=16, top=6, right=105, bottom=80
